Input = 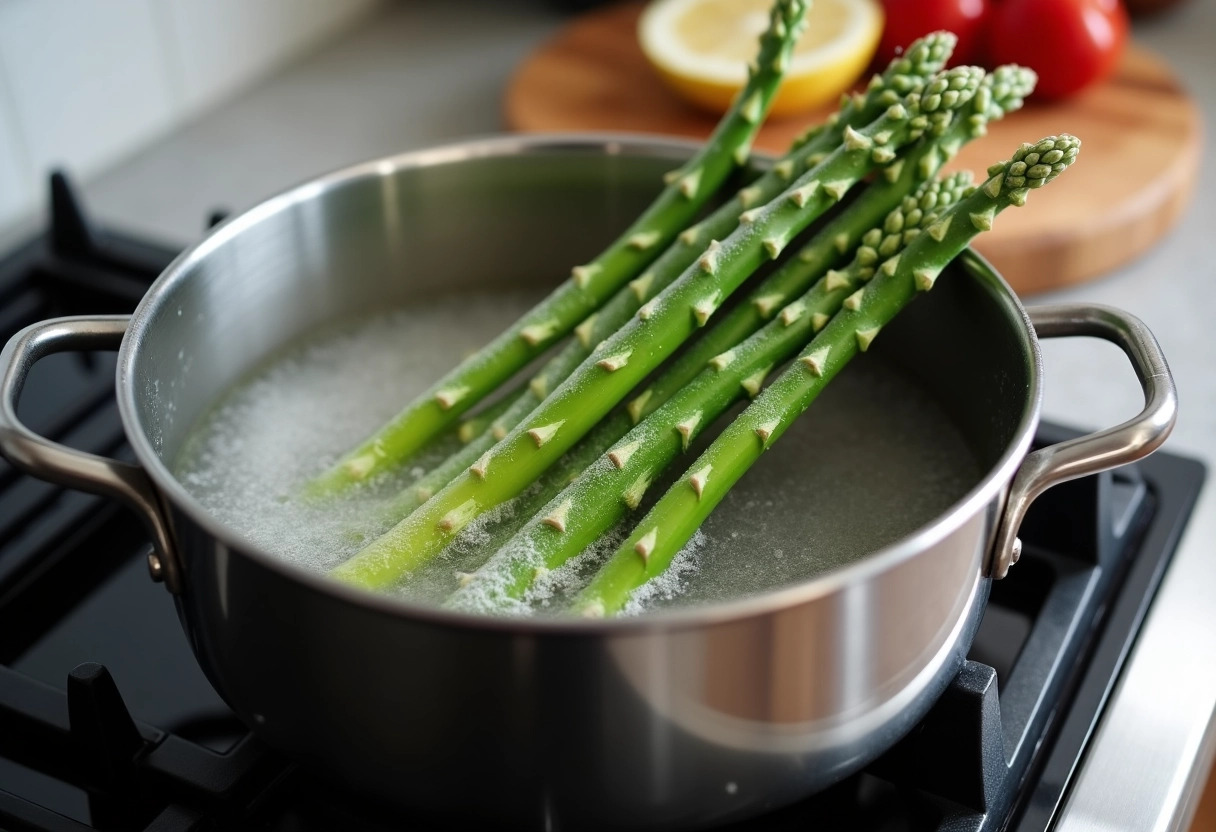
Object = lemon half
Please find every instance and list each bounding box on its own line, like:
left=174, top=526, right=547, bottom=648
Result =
left=639, top=0, right=884, bottom=117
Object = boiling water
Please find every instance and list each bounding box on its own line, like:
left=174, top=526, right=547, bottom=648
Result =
left=175, top=289, right=983, bottom=617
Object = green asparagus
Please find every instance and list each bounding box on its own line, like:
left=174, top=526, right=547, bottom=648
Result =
left=443, top=64, right=1035, bottom=608
left=574, top=135, right=1081, bottom=616
left=367, top=31, right=963, bottom=524
left=447, top=172, right=975, bottom=613
left=331, top=66, right=985, bottom=590
left=304, top=0, right=809, bottom=497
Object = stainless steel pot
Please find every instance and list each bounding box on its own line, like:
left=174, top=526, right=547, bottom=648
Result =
left=0, top=136, right=1177, bottom=830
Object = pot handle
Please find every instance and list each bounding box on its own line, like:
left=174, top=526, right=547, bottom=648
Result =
left=990, top=303, right=1178, bottom=579
left=0, top=316, right=181, bottom=593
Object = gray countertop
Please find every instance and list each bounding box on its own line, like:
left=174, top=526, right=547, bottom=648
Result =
left=49, top=0, right=1216, bottom=827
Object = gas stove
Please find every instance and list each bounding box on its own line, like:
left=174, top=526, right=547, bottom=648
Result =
left=0, top=175, right=1205, bottom=831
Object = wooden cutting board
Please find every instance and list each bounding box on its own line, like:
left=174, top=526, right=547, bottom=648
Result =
left=505, top=1, right=1201, bottom=295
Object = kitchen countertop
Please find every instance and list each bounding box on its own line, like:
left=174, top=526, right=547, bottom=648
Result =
left=28, top=0, right=1216, bottom=828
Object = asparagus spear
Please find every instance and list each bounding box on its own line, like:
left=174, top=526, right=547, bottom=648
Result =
left=447, top=172, right=976, bottom=613
left=304, top=0, right=810, bottom=497
left=331, top=66, right=985, bottom=591
left=368, top=31, right=964, bottom=523
left=575, top=135, right=1081, bottom=616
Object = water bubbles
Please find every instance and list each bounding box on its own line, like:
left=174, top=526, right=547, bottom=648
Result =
left=174, top=291, right=982, bottom=618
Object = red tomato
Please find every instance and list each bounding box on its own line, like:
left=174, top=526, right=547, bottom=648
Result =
left=878, top=0, right=991, bottom=67
left=985, top=0, right=1129, bottom=99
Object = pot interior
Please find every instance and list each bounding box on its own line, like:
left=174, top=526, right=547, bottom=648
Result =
left=122, top=136, right=1037, bottom=609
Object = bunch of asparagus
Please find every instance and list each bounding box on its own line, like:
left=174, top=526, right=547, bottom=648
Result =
left=307, top=10, right=1080, bottom=617
left=306, top=0, right=812, bottom=497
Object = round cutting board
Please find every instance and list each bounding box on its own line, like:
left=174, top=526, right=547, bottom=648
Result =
left=505, top=1, right=1201, bottom=295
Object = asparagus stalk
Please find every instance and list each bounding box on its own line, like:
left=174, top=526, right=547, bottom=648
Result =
left=447, top=172, right=976, bottom=612
left=304, top=0, right=809, bottom=497
left=624, top=63, right=1038, bottom=426
left=331, top=66, right=986, bottom=591
left=575, top=135, right=1081, bottom=616
left=368, top=31, right=964, bottom=524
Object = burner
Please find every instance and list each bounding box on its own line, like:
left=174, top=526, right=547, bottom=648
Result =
left=0, top=173, right=178, bottom=622
left=0, top=182, right=1205, bottom=831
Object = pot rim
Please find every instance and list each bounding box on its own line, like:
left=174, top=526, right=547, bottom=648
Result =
left=116, top=132, right=1042, bottom=634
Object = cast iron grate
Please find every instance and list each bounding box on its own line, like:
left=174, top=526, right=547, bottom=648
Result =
left=0, top=172, right=178, bottom=634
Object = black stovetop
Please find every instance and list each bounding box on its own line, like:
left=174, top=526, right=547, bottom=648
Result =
left=0, top=175, right=1205, bottom=832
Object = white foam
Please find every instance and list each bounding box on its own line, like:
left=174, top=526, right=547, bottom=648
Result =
left=174, top=291, right=538, bottom=577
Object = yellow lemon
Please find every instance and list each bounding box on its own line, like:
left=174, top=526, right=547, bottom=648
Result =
left=639, top=0, right=884, bottom=118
